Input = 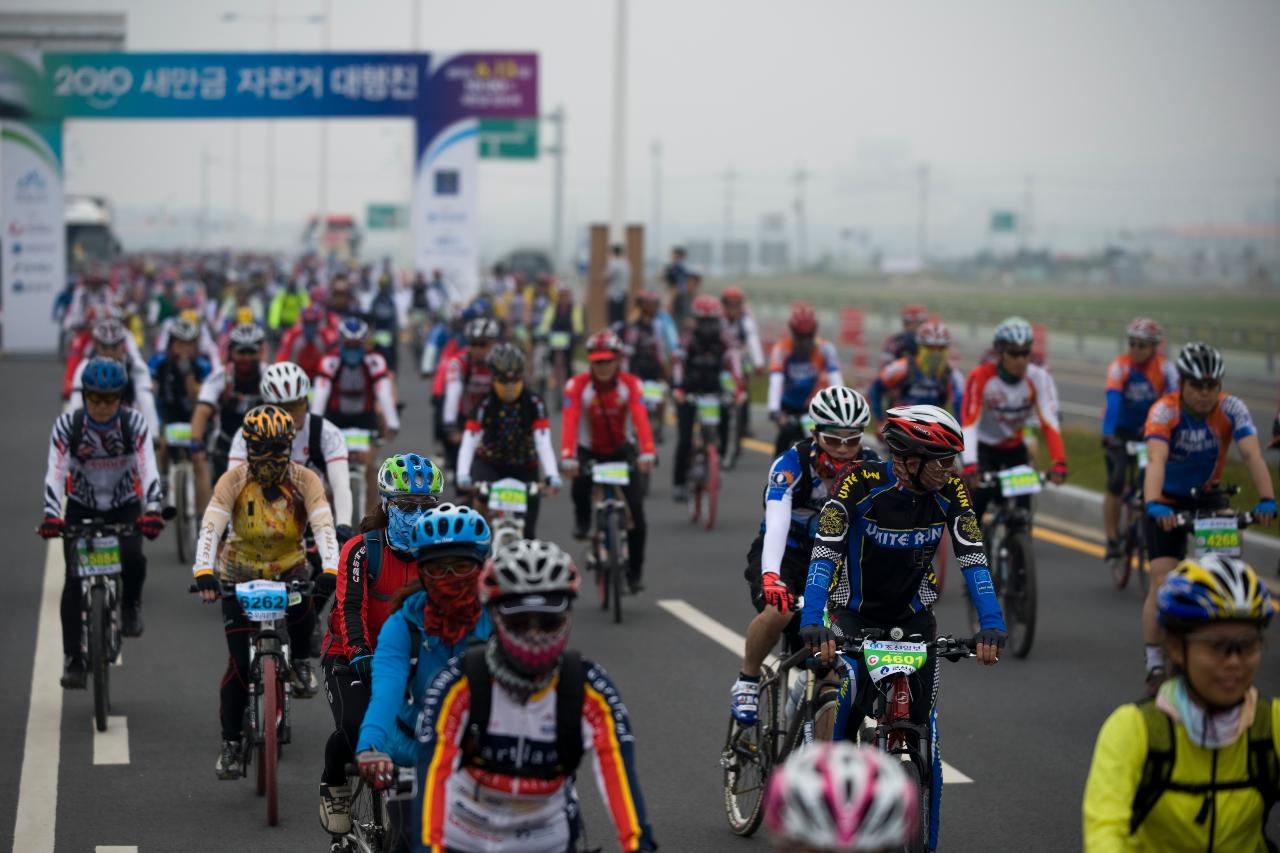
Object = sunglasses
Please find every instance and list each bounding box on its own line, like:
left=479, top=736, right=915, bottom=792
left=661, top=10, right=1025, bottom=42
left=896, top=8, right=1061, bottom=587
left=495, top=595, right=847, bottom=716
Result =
left=233, top=346, right=261, bottom=356
left=817, top=431, right=864, bottom=448
left=1187, top=633, right=1263, bottom=660
left=1128, top=339, right=1155, bottom=349
left=1004, top=348, right=1032, bottom=359
left=386, top=494, right=437, bottom=511
left=501, top=611, right=567, bottom=634
left=85, top=392, right=122, bottom=405
left=493, top=374, right=523, bottom=385
left=418, top=557, right=479, bottom=579
left=1186, top=378, right=1221, bottom=392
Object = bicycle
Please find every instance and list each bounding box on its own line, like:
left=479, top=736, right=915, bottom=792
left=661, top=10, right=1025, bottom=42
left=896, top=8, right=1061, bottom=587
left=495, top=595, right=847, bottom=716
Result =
left=332, top=762, right=416, bottom=853
left=474, top=478, right=540, bottom=552
left=343, top=428, right=372, bottom=525
left=164, top=421, right=200, bottom=564
left=718, top=371, right=744, bottom=471
left=64, top=519, right=135, bottom=732
left=1110, top=440, right=1149, bottom=593
left=547, top=331, right=573, bottom=411
left=1173, top=484, right=1254, bottom=561
left=772, top=411, right=814, bottom=458
left=973, top=465, right=1045, bottom=659
left=584, top=460, right=632, bottom=624
left=190, top=577, right=313, bottom=826
left=640, top=379, right=667, bottom=446
left=686, top=394, right=722, bottom=532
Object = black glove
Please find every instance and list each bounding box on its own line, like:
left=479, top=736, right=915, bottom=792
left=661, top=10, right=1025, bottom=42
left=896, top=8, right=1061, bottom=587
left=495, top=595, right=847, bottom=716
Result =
left=314, top=571, right=337, bottom=598
left=973, top=628, right=1007, bottom=651
left=195, top=573, right=221, bottom=596
left=799, top=622, right=836, bottom=651
left=38, top=516, right=65, bottom=539
left=349, top=647, right=374, bottom=687
left=335, top=524, right=354, bottom=545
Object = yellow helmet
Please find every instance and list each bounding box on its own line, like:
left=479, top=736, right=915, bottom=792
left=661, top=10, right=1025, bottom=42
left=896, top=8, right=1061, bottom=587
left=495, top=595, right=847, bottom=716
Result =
left=241, top=404, right=295, bottom=446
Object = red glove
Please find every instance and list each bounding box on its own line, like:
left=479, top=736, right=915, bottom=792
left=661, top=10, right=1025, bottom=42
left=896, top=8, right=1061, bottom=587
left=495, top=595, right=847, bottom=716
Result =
left=38, top=516, right=64, bottom=539
left=761, top=572, right=793, bottom=614
left=673, top=388, right=687, bottom=404
left=1049, top=461, right=1068, bottom=484
left=137, top=511, right=165, bottom=540
left=357, top=750, right=395, bottom=790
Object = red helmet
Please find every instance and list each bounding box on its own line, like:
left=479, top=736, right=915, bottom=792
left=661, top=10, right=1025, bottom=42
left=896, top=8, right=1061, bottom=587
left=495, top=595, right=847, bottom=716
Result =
left=881, top=405, right=964, bottom=460
left=586, top=329, right=623, bottom=361
left=789, top=303, right=818, bottom=336
left=916, top=319, right=951, bottom=348
left=720, top=286, right=745, bottom=304
left=1127, top=317, right=1163, bottom=343
left=902, top=304, right=928, bottom=324
left=692, top=294, right=723, bottom=319
left=635, top=289, right=661, bottom=308
left=300, top=305, right=323, bottom=324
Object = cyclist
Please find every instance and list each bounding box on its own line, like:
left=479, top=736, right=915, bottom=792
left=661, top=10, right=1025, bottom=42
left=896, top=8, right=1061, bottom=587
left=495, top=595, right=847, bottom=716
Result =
left=267, top=274, right=311, bottom=340
left=1100, top=317, right=1179, bottom=560
left=456, top=344, right=562, bottom=538
left=278, top=304, right=338, bottom=380
left=1084, top=555, right=1278, bottom=852
left=367, top=272, right=401, bottom=372
left=614, top=290, right=672, bottom=441
left=536, top=287, right=585, bottom=390
left=1140, top=342, right=1275, bottom=694
left=412, top=539, right=659, bottom=853
left=880, top=303, right=928, bottom=367
left=960, top=316, right=1068, bottom=522
left=317, top=456, right=449, bottom=837
left=868, top=318, right=964, bottom=420
left=768, top=303, right=844, bottom=456
left=764, top=741, right=918, bottom=853
left=729, top=387, right=874, bottom=725
left=192, top=404, right=339, bottom=779
left=721, top=286, right=765, bottom=437
left=664, top=245, right=691, bottom=325
left=562, top=330, right=656, bottom=594
left=149, top=317, right=212, bottom=427
left=800, top=404, right=1004, bottom=853
left=441, top=316, right=501, bottom=471
left=68, top=317, right=161, bottom=437
left=39, top=358, right=165, bottom=684
left=190, top=323, right=269, bottom=511
left=312, top=316, right=402, bottom=512
left=671, top=294, right=744, bottom=502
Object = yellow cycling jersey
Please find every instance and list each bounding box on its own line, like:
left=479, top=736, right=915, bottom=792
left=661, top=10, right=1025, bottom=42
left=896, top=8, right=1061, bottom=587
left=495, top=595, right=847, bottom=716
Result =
left=1083, top=700, right=1280, bottom=853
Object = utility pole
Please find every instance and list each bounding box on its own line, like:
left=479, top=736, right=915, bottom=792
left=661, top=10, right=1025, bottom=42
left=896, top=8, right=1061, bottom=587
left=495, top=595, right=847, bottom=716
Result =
left=545, top=106, right=566, bottom=271
left=916, top=162, right=930, bottom=262
left=722, top=168, right=738, bottom=271
left=317, top=0, right=331, bottom=224
left=650, top=140, right=662, bottom=266
left=608, top=0, right=628, bottom=241
left=266, top=0, right=277, bottom=247
left=793, top=166, right=809, bottom=272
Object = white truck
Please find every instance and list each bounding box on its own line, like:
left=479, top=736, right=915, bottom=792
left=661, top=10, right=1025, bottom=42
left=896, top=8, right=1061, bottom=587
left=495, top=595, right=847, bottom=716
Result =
left=65, top=195, right=121, bottom=272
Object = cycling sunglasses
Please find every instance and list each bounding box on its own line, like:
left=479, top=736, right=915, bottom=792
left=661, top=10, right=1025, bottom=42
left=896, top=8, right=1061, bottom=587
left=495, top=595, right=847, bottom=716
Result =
left=85, top=392, right=122, bottom=405
left=233, top=346, right=261, bottom=356
left=500, top=610, right=568, bottom=634
left=1185, top=378, right=1221, bottom=392
left=1187, top=633, right=1263, bottom=660
left=1004, top=348, right=1032, bottom=359
left=385, top=494, right=438, bottom=512
left=493, top=373, right=523, bottom=385
left=1128, top=338, right=1156, bottom=349
left=817, top=431, right=864, bottom=448
left=417, top=556, right=480, bottom=579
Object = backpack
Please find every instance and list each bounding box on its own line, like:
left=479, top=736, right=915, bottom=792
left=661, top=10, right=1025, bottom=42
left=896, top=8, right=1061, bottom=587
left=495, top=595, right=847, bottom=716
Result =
left=362, top=529, right=385, bottom=586
left=458, top=644, right=586, bottom=780
left=1129, top=697, right=1280, bottom=838
left=68, top=408, right=135, bottom=460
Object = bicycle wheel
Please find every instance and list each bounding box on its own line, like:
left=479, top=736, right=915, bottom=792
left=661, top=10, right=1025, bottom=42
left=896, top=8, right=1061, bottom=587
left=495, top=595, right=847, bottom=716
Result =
left=1003, top=531, right=1038, bottom=658
left=90, top=584, right=110, bottom=732
left=722, top=407, right=740, bottom=470
left=1133, top=514, right=1150, bottom=597
left=174, top=466, right=191, bottom=564
left=722, top=667, right=777, bottom=836
left=703, top=444, right=720, bottom=532
left=346, top=779, right=381, bottom=853
left=605, top=511, right=624, bottom=624
left=1113, top=505, right=1138, bottom=590
left=261, top=656, right=281, bottom=826
left=906, top=756, right=931, bottom=853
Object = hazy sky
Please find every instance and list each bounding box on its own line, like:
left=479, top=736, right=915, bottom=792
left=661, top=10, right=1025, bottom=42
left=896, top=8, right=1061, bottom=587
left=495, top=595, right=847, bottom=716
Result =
left=16, top=0, right=1280, bottom=259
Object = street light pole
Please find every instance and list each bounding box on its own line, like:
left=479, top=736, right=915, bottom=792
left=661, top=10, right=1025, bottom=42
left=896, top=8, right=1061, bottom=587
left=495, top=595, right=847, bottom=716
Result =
left=544, top=106, right=566, bottom=271
left=318, top=0, right=331, bottom=226
left=266, top=0, right=277, bottom=247
left=608, top=0, right=628, bottom=241
left=650, top=140, right=662, bottom=265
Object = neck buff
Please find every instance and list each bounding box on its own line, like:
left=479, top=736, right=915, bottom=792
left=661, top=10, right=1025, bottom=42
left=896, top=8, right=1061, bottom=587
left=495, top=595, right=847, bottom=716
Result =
left=420, top=571, right=481, bottom=645
left=384, top=505, right=426, bottom=552
left=486, top=632, right=564, bottom=705
left=917, top=348, right=947, bottom=376
left=996, top=362, right=1022, bottom=385
left=1157, top=676, right=1257, bottom=750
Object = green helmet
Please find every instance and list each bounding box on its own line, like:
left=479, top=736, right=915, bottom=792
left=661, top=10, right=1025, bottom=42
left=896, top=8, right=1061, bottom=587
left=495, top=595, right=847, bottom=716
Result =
left=377, top=453, right=444, bottom=497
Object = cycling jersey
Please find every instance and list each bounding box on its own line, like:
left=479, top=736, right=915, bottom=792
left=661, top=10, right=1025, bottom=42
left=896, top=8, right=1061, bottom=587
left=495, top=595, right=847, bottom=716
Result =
left=326, top=533, right=417, bottom=658
left=723, top=312, right=765, bottom=371
left=616, top=319, right=669, bottom=381
left=148, top=352, right=213, bottom=425
left=880, top=330, right=917, bottom=366
left=802, top=459, right=1005, bottom=631
left=767, top=335, right=842, bottom=413
left=356, top=590, right=492, bottom=767
left=1084, top=698, right=1280, bottom=852
left=457, top=391, right=558, bottom=484
left=192, top=462, right=338, bottom=582
left=960, top=361, right=1065, bottom=468
left=227, top=413, right=352, bottom=526
left=1144, top=392, right=1256, bottom=500
left=267, top=287, right=309, bottom=330
left=312, top=350, right=400, bottom=431
left=277, top=323, right=338, bottom=379
left=560, top=372, right=656, bottom=460
left=442, top=351, right=493, bottom=429
left=44, top=409, right=162, bottom=517
left=415, top=657, right=657, bottom=853
left=673, top=331, right=741, bottom=395
left=63, top=334, right=147, bottom=401
left=869, top=357, right=964, bottom=418
left=197, top=362, right=268, bottom=444
left=1103, top=354, right=1179, bottom=439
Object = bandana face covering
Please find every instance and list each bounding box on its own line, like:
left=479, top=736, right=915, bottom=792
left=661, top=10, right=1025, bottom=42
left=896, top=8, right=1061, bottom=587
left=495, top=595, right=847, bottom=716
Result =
left=495, top=611, right=571, bottom=674
left=420, top=569, right=481, bottom=645
left=385, top=504, right=426, bottom=552
left=247, top=449, right=289, bottom=487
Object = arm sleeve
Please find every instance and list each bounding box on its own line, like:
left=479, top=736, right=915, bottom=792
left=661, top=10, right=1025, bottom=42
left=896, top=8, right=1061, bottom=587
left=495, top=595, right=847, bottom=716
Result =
left=310, top=369, right=332, bottom=416
left=193, top=470, right=237, bottom=576
left=625, top=375, right=656, bottom=455
left=561, top=377, right=582, bottom=459
left=339, top=540, right=372, bottom=651
left=583, top=665, right=658, bottom=853
left=744, top=314, right=765, bottom=369
left=302, top=468, right=339, bottom=572
left=355, top=612, right=413, bottom=753
left=960, top=368, right=985, bottom=467
left=134, top=416, right=163, bottom=511
left=767, top=371, right=784, bottom=413
left=948, top=478, right=1006, bottom=631
left=1082, top=705, right=1146, bottom=853
left=531, top=397, right=558, bottom=481
left=1031, top=366, right=1066, bottom=465
left=456, top=422, right=480, bottom=482
left=43, top=417, right=70, bottom=517
left=761, top=450, right=801, bottom=576
left=442, top=362, right=463, bottom=427
left=374, top=374, right=400, bottom=431
left=1101, top=390, right=1123, bottom=437
left=327, top=456, right=353, bottom=530
left=802, top=497, right=848, bottom=626
left=130, top=357, right=162, bottom=437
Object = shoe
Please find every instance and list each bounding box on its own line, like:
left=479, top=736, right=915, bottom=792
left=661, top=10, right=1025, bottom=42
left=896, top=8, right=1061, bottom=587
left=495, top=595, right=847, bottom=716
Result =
left=293, top=659, right=318, bottom=699
left=1104, top=538, right=1124, bottom=561
left=627, top=575, right=645, bottom=595
left=319, top=782, right=353, bottom=835
left=215, top=739, right=244, bottom=780
left=572, top=523, right=590, bottom=541
left=672, top=485, right=689, bottom=503
left=730, top=678, right=760, bottom=725
left=122, top=604, right=144, bottom=637
left=60, top=655, right=87, bottom=690
left=1145, top=665, right=1167, bottom=698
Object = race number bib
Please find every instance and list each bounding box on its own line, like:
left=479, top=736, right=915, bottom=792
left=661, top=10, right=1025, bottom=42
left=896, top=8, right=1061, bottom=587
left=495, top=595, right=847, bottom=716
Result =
left=342, top=428, right=371, bottom=453
left=165, top=422, right=195, bottom=447
left=235, top=579, right=289, bottom=623
left=548, top=331, right=572, bottom=351
left=76, top=536, right=122, bottom=578
left=1194, top=517, right=1242, bottom=557
left=695, top=394, right=721, bottom=426
left=862, top=640, right=929, bottom=684
left=997, top=465, right=1042, bottom=497
left=592, top=461, right=630, bottom=485
left=1125, top=441, right=1149, bottom=469
left=488, top=478, right=529, bottom=513
left=641, top=381, right=666, bottom=404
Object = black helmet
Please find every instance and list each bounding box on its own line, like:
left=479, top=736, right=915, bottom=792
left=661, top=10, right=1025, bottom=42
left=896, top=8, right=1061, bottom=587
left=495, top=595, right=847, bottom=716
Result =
left=486, top=342, right=526, bottom=376
left=1175, top=342, right=1224, bottom=381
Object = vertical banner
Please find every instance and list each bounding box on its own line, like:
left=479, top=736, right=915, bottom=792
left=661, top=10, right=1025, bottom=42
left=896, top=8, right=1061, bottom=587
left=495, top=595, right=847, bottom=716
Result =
left=1, top=120, right=64, bottom=353
left=413, top=117, right=479, bottom=301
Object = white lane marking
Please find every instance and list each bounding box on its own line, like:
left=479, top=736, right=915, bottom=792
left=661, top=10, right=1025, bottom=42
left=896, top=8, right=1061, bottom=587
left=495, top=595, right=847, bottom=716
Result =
left=96, top=847, right=139, bottom=852
left=13, top=540, right=65, bottom=853
left=657, top=598, right=974, bottom=784
left=93, top=716, right=130, bottom=765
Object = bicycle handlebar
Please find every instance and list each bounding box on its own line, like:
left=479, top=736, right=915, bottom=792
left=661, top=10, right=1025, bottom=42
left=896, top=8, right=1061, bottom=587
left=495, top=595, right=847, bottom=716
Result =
left=779, top=631, right=977, bottom=671
left=61, top=520, right=138, bottom=538
left=343, top=763, right=416, bottom=794
left=187, top=578, right=315, bottom=600
left=1172, top=509, right=1254, bottom=529
left=474, top=480, right=541, bottom=498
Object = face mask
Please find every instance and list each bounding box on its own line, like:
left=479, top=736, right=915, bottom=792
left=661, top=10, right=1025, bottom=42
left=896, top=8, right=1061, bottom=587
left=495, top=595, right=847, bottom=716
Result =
left=419, top=570, right=481, bottom=645
left=302, top=323, right=318, bottom=342
left=918, top=348, right=946, bottom=375
left=1158, top=676, right=1253, bottom=749
left=248, top=453, right=289, bottom=487
left=341, top=347, right=363, bottom=367
left=385, top=504, right=426, bottom=552
left=892, top=455, right=951, bottom=493
left=495, top=611, right=571, bottom=674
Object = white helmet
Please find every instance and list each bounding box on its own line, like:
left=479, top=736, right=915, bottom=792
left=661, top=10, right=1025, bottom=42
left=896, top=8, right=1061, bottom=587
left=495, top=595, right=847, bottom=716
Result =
left=809, top=386, right=871, bottom=432
left=992, top=316, right=1034, bottom=348
left=479, top=539, right=580, bottom=605
left=260, top=361, right=311, bottom=404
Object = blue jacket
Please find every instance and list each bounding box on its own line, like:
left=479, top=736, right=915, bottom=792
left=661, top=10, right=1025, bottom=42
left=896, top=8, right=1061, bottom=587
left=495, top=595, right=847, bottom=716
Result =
left=356, top=591, right=493, bottom=765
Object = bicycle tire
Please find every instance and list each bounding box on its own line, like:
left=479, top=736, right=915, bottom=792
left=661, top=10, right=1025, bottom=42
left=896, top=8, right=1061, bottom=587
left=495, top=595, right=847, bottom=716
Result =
left=906, top=756, right=931, bottom=853
left=346, top=779, right=381, bottom=853
left=808, top=691, right=840, bottom=744
left=688, top=467, right=702, bottom=524
left=1004, top=531, right=1038, bottom=658
left=1114, top=506, right=1138, bottom=590
left=722, top=667, right=777, bottom=836
left=262, top=655, right=281, bottom=826
left=606, top=510, right=624, bottom=624
left=90, top=584, right=110, bottom=732
left=174, top=465, right=190, bottom=564
left=704, top=444, right=720, bottom=531
left=722, top=406, right=740, bottom=471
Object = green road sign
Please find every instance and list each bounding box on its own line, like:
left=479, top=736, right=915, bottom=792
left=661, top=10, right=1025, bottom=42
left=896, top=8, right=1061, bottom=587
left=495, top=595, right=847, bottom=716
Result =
left=479, top=118, right=538, bottom=159
left=367, top=203, right=408, bottom=230
left=990, top=210, right=1019, bottom=233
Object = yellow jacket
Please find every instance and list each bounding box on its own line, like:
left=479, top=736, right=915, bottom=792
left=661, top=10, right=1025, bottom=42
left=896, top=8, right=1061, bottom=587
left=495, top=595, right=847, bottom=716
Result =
left=1083, top=701, right=1279, bottom=852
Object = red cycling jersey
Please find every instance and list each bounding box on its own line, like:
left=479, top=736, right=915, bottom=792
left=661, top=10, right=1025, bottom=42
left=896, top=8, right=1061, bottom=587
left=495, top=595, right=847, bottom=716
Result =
left=324, top=534, right=419, bottom=658
left=560, top=371, right=656, bottom=459
left=277, top=323, right=339, bottom=379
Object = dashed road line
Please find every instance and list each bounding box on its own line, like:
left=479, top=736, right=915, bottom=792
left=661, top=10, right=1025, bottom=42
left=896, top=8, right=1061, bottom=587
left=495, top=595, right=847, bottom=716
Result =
left=93, top=716, right=131, bottom=765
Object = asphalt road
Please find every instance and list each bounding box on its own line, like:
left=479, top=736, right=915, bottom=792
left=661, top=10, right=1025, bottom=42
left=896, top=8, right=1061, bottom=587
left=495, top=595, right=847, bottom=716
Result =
left=5, top=352, right=1280, bottom=853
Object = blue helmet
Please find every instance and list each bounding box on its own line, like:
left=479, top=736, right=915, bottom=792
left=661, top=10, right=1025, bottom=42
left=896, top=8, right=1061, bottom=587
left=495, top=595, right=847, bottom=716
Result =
left=407, top=503, right=491, bottom=561
left=377, top=452, right=444, bottom=498
left=81, top=357, right=128, bottom=394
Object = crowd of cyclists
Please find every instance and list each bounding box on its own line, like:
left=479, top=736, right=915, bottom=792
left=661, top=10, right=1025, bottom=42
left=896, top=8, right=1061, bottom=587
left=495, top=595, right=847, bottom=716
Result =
left=34, top=250, right=1280, bottom=852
